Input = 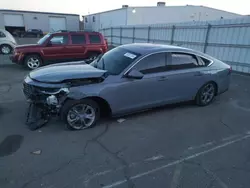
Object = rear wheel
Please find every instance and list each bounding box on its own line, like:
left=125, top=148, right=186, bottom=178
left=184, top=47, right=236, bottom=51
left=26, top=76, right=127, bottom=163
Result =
left=0, top=44, right=12, bottom=55
left=24, top=55, right=42, bottom=70
left=61, top=99, right=100, bottom=130
left=196, top=82, right=216, bottom=106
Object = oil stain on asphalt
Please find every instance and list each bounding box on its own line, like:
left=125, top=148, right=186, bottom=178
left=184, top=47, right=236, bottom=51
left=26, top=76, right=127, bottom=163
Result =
left=0, top=135, right=24, bottom=157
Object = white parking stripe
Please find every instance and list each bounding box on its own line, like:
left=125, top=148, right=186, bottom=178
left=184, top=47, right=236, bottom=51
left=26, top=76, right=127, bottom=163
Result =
left=103, top=133, right=250, bottom=188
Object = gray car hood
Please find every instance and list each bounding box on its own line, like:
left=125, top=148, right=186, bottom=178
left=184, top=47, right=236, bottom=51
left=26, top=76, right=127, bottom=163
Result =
left=29, top=61, right=107, bottom=83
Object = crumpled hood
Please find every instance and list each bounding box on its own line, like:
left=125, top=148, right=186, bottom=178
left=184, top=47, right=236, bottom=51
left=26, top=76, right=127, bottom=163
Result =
left=29, top=61, right=107, bottom=83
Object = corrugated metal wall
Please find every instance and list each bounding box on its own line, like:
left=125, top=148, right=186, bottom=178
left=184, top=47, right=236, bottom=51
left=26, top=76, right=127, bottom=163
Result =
left=100, top=16, right=250, bottom=74
left=0, top=11, right=79, bottom=33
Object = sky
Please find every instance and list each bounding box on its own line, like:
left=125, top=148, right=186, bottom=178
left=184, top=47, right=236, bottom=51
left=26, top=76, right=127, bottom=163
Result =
left=0, top=0, right=249, bottom=16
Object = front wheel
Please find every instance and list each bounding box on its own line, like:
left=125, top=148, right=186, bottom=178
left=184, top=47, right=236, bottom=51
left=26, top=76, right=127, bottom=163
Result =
left=61, top=99, right=100, bottom=130
left=196, top=82, right=216, bottom=106
left=0, top=44, right=12, bottom=55
left=24, top=55, right=42, bottom=70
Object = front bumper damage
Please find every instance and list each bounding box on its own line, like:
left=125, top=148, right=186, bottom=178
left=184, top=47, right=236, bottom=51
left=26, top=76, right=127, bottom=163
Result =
left=23, top=81, right=69, bottom=130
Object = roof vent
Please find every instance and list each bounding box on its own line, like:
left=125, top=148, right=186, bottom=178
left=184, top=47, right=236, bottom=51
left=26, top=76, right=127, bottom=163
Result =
left=157, top=2, right=166, bottom=6
left=122, top=5, right=129, bottom=8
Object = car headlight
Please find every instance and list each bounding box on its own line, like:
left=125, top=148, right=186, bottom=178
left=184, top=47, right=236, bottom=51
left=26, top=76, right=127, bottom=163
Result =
left=46, top=95, right=58, bottom=105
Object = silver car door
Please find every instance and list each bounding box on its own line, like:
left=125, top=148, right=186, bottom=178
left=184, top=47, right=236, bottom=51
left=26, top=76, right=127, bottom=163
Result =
left=108, top=52, right=170, bottom=115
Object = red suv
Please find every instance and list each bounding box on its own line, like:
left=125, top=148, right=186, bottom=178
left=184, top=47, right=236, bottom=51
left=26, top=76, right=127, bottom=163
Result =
left=10, top=31, right=108, bottom=69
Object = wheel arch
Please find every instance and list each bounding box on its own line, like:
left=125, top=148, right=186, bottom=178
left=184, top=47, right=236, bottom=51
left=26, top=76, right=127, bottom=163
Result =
left=196, top=80, right=218, bottom=97
left=63, top=96, right=112, bottom=118
left=23, top=53, right=44, bottom=63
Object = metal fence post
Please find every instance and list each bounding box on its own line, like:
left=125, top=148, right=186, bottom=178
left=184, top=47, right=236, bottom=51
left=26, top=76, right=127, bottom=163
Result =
left=170, top=25, right=175, bottom=45
left=110, top=27, right=113, bottom=46
left=203, top=24, right=211, bottom=53
left=147, top=26, right=151, bottom=43
left=132, top=27, right=135, bottom=43
left=120, top=27, right=123, bottom=45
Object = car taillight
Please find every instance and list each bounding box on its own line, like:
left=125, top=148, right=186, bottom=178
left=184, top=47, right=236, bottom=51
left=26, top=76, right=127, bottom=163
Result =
left=103, top=39, right=108, bottom=52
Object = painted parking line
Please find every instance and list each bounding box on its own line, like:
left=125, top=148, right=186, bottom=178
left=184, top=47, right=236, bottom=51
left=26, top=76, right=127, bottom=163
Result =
left=103, top=132, right=250, bottom=188
left=81, top=131, right=250, bottom=187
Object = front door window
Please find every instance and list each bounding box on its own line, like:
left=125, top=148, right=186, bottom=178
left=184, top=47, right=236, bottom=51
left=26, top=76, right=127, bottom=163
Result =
left=50, top=35, right=69, bottom=45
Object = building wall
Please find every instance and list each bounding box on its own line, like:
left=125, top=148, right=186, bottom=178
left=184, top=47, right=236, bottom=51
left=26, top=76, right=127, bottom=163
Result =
left=83, top=5, right=242, bottom=31
left=0, top=10, right=79, bottom=33
left=126, top=6, right=242, bottom=25
left=84, top=8, right=127, bottom=31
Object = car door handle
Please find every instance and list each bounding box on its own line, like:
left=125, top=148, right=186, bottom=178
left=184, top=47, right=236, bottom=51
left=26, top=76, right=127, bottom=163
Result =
left=157, top=76, right=168, bottom=81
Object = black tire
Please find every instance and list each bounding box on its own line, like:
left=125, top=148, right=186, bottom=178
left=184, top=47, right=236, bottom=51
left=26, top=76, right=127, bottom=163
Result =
left=0, top=44, right=13, bottom=55
left=196, top=82, right=217, bottom=106
left=24, top=54, right=42, bottom=70
left=61, top=99, right=100, bottom=130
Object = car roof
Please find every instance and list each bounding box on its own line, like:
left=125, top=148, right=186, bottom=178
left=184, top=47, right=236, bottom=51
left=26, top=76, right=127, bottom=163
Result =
left=51, top=31, right=102, bottom=35
left=121, top=43, right=200, bottom=56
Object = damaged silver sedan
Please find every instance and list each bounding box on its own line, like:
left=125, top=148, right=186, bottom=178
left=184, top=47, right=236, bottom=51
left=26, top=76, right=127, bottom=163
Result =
left=23, top=43, right=231, bottom=130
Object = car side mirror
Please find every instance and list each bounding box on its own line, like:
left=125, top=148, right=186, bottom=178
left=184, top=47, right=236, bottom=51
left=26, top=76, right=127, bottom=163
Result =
left=126, top=69, right=144, bottom=79
left=47, top=41, right=52, bottom=47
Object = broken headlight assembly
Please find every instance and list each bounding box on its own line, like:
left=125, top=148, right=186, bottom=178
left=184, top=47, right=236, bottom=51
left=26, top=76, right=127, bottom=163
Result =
left=45, top=88, right=69, bottom=105
left=25, top=86, right=70, bottom=131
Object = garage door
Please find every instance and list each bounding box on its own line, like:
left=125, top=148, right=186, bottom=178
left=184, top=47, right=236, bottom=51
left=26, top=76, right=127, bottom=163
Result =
left=49, top=17, right=66, bottom=32
left=4, top=14, right=24, bottom=27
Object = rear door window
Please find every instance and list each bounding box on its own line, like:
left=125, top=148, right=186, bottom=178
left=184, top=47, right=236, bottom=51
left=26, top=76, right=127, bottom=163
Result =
left=170, top=53, right=199, bottom=70
left=89, top=34, right=101, bottom=44
left=71, top=35, right=86, bottom=44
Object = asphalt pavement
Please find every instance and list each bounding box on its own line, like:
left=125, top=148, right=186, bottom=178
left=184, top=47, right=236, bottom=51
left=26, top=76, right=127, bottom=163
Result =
left=0, top=65, right=250, bottom=188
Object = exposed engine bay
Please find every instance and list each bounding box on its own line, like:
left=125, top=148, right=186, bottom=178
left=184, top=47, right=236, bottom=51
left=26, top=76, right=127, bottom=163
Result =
left=24, top=76, right=104, bottom=130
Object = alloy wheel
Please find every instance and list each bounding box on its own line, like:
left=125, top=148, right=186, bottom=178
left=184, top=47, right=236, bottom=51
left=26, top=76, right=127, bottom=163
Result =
left=1, top=45, right=11, bottom=54
left=27, top=57, right=40, bottom=69
left=67, top=104, right=96, bottom=130
left=201, top=83, right=215, bottom=105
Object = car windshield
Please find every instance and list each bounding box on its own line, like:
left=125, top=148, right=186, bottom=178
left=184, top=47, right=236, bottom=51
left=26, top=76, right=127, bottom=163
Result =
left=37, top=34, right=51, bottom=44
left=90, top=47, right=141, bottom=75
